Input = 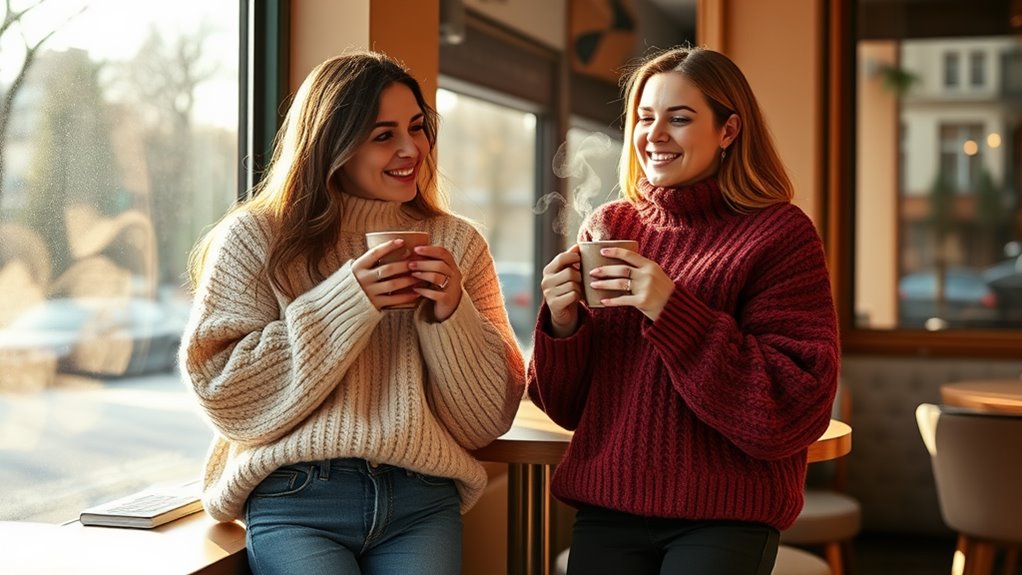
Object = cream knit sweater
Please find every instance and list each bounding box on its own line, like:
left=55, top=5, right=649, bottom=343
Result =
left=180, top=194, right=526, bottom=522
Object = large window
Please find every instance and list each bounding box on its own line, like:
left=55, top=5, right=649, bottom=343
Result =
left=0, top=0, right=240, bottom=522
left=438, top=13, right=565, bottom=356
left=843, top=0, right=1022, bottom=354
left=436, top=85, right=539, bottom=349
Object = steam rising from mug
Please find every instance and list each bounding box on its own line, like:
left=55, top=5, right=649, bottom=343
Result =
left=532, top=132, right=617, bottom=240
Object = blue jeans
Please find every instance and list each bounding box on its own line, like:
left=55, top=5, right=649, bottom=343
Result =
left=244, top=458, right=462, bottom=575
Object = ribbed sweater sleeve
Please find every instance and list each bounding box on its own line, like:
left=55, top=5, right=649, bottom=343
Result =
left=526, top=306, right=594, bottom=430
left=181, top=211, right=381, bottom=446
left=416, top=222, right=525, bottom=449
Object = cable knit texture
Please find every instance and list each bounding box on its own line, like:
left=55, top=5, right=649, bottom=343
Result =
left=181, top=194, right=525, bottom=522
left=527, top=178, right=839, bottom=531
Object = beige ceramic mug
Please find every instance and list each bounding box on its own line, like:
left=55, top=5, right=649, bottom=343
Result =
left=578, top=239, right=639, bottom=308
left=365, top=231, right=430, bottom=309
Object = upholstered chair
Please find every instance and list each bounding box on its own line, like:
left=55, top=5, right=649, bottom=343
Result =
left=916, top=403, right=1022, bottom=575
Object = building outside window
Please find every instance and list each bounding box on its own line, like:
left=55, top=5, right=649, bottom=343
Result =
left=0, top=0, right=240, bottom=523
left=857, top=30, right=1020, bottom=333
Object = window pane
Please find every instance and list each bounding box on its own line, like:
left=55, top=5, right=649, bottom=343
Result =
left=436, top=88, right=537, bottom=349
left=943, top=51, right=960, bottom=87
left=856, top=32, right=1022, bottom=331
left=0, top=0, right=239, bottom=522
left=970, top=51, right=986, bottom=87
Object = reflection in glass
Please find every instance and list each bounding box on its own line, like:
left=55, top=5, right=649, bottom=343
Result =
left=855, top=23, right=1022, bottom=330
left=0, top=0, right=238, bottom=522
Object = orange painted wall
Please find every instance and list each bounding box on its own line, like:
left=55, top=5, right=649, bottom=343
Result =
left=369, top=0, right=439, bottom=105
left=289, top=0, right=438, bottom=107
left=856, top=41, right=899, bottom=328
left=701, top=0, right=823, bottom=226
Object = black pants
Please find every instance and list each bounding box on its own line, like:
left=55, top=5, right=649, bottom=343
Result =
left=566, top=505, right=779, bottom=575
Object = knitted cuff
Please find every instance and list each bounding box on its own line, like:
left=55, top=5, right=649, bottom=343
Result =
left=644, top=282, right=717, bottom=361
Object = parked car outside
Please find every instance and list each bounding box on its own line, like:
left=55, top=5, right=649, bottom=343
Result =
left=495, top=262, right=535, bottom=344
left=982, top=256, right=1022, bottom=327
left=0, top=309, right=78, bottom=391
left=898, top=267, right=998, bottom=329
left=0, top=297, right=185, bottom=383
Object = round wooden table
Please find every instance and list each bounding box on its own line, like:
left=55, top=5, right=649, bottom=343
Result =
left=471, top=401, right=852, bottom=575
left=940, top=379, right=1022, bottom=415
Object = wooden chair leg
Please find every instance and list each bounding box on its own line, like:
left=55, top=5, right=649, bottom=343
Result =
left=963, top=537, right=995, bottom=575
left=841, top=539, right=855, bottom=575
left=955, top=534, right=970, bottom=575
left=824, top=541, right=845, bottom=575
left=1000, top=546, right=1018, bottom=575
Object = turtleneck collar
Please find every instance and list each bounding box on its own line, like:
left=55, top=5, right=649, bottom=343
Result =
left=636, top=177, right=734, bottom=227
left=339, top=193, right=419, bottom=233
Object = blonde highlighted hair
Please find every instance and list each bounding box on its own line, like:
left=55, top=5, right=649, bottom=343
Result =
left=618, top=46, right=792, bottom=210
left=188, top=50, right=448, bottom=296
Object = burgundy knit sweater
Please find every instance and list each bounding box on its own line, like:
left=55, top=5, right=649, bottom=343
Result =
left=527, top=178, right=839, bottom=530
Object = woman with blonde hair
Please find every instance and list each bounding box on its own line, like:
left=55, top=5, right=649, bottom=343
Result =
left=181, top=50, right=524, bottom=575
left=528, top=46, right=838, bottom=574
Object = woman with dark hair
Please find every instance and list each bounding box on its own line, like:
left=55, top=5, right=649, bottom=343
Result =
left=529, top=46, right=839, bottom=574
left=181, top=50, right=524, bottom=575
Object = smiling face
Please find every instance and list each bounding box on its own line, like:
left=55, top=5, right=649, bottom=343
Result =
left=338, top=82, right=428, bottom=203
left=633, top=71, right=737, bottom=188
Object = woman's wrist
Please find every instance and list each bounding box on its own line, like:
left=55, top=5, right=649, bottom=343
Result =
left=549, top=315, right=579, bottom=338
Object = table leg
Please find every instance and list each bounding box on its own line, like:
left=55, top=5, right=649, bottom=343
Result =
left=507, top=463, right=553, bottom=575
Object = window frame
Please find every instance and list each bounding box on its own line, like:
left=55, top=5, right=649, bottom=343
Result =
left=828, top=0, right=1022, bottom=358
left=242, top=0, right=290, bottom=201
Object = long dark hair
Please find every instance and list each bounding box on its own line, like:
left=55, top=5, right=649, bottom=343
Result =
left=189, top=50, right=447, bottom=296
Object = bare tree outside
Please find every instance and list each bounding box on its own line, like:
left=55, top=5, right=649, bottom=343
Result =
left=0, top=0, right=85, bottom=210
left=114, top=23, right=219, bottom=286
left=22, top=48, right=119, bottom=283
left=0, top=1, right=239, bottom=525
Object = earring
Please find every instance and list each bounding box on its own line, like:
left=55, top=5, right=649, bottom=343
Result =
left=720, top=148, right=727, bottom=161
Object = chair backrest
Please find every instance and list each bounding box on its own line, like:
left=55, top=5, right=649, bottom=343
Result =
left=915, top=403, right=1022, bottom=542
